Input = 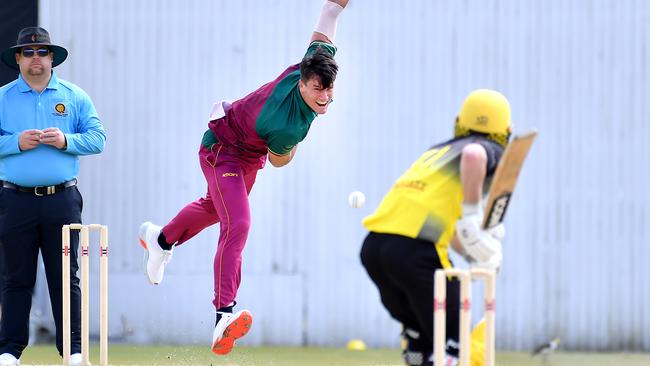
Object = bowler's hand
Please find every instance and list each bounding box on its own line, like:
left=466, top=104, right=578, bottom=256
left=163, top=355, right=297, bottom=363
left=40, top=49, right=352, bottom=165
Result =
left=19, top=129, right=43, bottom=151
left=40, top=127, right=67, bottom=149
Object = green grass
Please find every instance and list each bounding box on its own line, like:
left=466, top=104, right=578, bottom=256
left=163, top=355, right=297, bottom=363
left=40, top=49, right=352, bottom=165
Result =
left=18, top=345, right=650, bottom=365
left=19, top=345, right=403, bottom=366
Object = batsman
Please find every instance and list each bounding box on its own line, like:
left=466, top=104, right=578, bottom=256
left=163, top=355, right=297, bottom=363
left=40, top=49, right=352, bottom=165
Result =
left=360, top=89, right=510, bottom=366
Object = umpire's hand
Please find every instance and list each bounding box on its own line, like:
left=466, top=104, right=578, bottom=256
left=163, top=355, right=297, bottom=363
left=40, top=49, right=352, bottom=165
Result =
left=40, top=127, right=67, bottom=150
left=19, top=129, right=42, bottom=151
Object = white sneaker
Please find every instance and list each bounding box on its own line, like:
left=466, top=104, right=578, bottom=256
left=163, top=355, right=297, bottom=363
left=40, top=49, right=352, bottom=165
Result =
left=70, top=353, right=82, bottom=366
left=139, top=221, right=173, bottom=285
left=0, top=353, right=19, bottom=366
left=211, top=310, right=253, bottom=355
left=430, top=353, right=458, bottom=366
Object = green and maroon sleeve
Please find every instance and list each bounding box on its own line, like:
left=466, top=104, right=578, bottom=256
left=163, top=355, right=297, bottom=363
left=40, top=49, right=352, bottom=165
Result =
left=304, top=41, right=337, bottom=58
left=267, top=131, right=301, bottom=156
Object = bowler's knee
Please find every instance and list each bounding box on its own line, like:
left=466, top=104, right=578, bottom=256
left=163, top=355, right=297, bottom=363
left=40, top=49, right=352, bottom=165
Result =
left=227, top=215, right=251, bottom=237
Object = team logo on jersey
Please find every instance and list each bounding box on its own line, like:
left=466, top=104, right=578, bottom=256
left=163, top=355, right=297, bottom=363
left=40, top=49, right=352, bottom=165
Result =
left=222, top=172, right=239, bottom=177
left=54, top=103, right=68, bottom=116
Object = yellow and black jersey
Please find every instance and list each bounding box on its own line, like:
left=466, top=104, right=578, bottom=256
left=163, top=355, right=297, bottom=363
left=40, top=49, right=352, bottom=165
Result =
left=363, top=135, right=503, bottom=264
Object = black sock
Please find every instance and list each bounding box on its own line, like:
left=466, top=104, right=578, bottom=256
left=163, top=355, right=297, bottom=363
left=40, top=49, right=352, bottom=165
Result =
left=215, top=303, right=235, bottom=325
left=157, top=231, right=173, bottom=251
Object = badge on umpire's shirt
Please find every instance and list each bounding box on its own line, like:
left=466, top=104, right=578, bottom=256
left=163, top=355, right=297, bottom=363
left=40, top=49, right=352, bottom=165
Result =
left=54, top=103, right=68, bottom=116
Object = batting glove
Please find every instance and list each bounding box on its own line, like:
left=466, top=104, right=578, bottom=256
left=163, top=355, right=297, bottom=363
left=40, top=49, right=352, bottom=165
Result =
left=487, top=223, right=506, bottom=240
left=456, top=214, right=503, bottom=263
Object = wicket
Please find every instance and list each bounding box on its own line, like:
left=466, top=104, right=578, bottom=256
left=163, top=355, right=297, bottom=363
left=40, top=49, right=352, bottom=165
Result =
left=433, top=268, right=496, bottom=366
left=62, top=224, right=109, bottom=366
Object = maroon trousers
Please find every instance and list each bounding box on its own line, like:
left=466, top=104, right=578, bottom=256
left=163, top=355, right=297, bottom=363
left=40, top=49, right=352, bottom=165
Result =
left=162, top=144, right=259, bottom=309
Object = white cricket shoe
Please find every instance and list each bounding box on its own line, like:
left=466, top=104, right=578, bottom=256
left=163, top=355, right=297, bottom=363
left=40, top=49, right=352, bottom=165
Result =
left=430, top=353, right=458, bottom=366
left=211, top=310, right=253, bottom=355
left=70, top=353, right=82, bottom=366
left=139, top=221, right=173, bottom=285
left=0, top=353, right=19, bottom=366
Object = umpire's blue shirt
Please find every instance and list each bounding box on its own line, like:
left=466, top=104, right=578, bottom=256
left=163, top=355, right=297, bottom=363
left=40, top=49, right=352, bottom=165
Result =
left=0, top=72, right=106, bottom=186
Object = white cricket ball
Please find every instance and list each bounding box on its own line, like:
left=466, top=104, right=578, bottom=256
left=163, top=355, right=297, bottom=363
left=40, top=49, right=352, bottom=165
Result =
left=348, top=191, right=366, bottom=208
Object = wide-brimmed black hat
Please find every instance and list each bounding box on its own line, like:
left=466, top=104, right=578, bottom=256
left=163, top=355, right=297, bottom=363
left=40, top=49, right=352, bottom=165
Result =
left=1, top=27, right=68, bottom=70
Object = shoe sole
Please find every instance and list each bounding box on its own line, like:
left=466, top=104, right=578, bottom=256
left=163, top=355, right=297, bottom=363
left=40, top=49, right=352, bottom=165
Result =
left=212, top=311, right=253, bottom=355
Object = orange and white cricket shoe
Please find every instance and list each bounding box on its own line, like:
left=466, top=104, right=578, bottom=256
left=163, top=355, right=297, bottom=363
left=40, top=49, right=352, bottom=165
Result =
left=211, top=310, right=253, bottom=355
left=139, top=221, right=173, bottom=285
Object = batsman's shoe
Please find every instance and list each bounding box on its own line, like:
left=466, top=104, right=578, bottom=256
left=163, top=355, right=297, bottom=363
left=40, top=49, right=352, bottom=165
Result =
left=402, top=350, right=426, bottom=366
left=430, top=354, right=458, bottom=366
left=401, top=327, right=429, bottom=366
left=404, top=351, right=457, bottom=366
left=70, top=353, right=82, bottom=366
left=444, top=354, right=459, bottom=366
left=211, top=310, right=253, bottom=355
left=0, top=353, right=19, bottom=366
left=139, top=221, right=173, bottom=285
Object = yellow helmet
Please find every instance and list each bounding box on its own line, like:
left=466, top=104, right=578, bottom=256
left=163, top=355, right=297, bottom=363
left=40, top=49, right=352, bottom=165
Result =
left=455, top=89, right=511, bottom=147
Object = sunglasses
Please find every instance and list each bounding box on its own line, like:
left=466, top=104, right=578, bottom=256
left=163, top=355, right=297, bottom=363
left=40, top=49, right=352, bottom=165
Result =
left=20, top=48, right=50, bottom=58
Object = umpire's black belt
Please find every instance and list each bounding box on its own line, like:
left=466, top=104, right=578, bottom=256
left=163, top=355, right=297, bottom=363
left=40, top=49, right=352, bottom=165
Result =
left=1, top=178, right=77, bottom=196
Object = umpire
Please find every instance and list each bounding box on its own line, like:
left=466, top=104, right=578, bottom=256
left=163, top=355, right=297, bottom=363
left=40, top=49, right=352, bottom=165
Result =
left=0, top=27, right=106, bottom=366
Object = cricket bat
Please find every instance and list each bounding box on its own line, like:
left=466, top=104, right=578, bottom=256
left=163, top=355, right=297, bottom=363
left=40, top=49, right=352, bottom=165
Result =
left=482, top=130, right=538, bottom=229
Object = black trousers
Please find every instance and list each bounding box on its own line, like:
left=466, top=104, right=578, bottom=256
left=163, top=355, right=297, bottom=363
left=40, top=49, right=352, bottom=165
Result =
left=0, top=186, right=82, bottom=358
left=360, top=232, right=460, bottom=357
